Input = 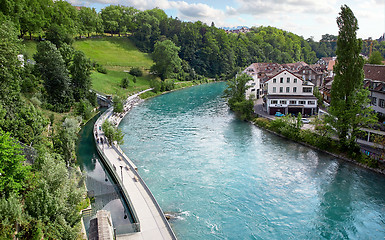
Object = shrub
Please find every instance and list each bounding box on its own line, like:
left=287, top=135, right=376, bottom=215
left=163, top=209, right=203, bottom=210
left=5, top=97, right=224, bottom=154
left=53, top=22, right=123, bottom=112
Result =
left=121, top=78, right=129, bottom=88
left=129, top=67, right=143, bottom=77
left=254, top=118, right=270, bottom=128
left=150, top=79, right=161, bottom=93
left=75, top=99, right=93, bottom=120
left=161, top=79, right=175, bottom=91
left=96, top=65, right=107, bottom=74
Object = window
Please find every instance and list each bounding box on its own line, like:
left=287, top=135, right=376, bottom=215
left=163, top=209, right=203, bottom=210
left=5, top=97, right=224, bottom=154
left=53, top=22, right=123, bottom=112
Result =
left=293, top=87, right=297, bottom=93
left=303, top=87, right=312, bottom=93
left=308, top=101, right=316, bottom=105
left=280, top=100, right=287, bottom=104
left=287, top=77, right=290, bottom=83
left=280, top=77, right=283, bottom=83
left=273, top=78, right=276, bottom=83
left=286, top=87, right=290, bottom=93
left=380, top=99, right=385, bottom=108
left=279, top=87, right=283, bottom=93
left=273, top=87, right=276, bottom=93
left=299, top=100, right=306, bottom=105
left=372, top=97, right=377, bottom=106
left=294, top=78, right=297, bottom=83
left=271, top=100, right=278, bottom=104
left=289, top=100, right=297, bottom=105
left=251, top=89, right=256, bottom=92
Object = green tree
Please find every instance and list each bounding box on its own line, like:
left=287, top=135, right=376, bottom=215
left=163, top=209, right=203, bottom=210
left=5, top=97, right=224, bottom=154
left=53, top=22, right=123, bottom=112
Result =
left=69, top=50, right=92, bottom=101
left=0, top=194, right=23, bottom=238
left=20, top=0, right=52, bottom=39
left=368, top=51, right=384, bottom=65
left=54, top=117, right=80, bottom=166
left=34, top=41, right=73, bottom=112
left=113, top=96, right=124, bottom=113
left=101, top=5, right=121, bottom=35
left=151, top=40, right=181, bottom=80
left=0, top=130, right=30, bottom=197
left=59, top=43, right=74, bottom=68
left=78, top=7, right=98, bottom=38
left=223, top=73, right=254, bottom=120
left=102, top=120, right=124, bottom=145
left=46, top=23, right=74, bottom=48
left=25, top=151, right=83, bottom=239
left=326, top=5, right=376, bottom=150
left=0, top=21, right=22, bottom=109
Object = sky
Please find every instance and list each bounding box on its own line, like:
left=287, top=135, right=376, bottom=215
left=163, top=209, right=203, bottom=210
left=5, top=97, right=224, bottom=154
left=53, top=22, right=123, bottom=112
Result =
left=66, top=0, right=385, bottom=41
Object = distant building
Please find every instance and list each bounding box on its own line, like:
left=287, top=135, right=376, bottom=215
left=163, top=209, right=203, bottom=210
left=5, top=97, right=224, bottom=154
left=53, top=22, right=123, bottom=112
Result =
left=364, top=64, right=385, bottom=119
left=224, top=27, right=250, bottom=34
left=264, top=70, right=317, bottom=116
left=242, top=61, right=327, bottom=106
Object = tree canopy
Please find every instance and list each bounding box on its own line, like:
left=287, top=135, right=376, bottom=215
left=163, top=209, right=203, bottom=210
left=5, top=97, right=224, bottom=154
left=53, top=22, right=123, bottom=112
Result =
left=326, top=5, right=376, bottom=150
left=368, top=51, right=384, bottom=65
left=151, top=40, right=181, bottom=80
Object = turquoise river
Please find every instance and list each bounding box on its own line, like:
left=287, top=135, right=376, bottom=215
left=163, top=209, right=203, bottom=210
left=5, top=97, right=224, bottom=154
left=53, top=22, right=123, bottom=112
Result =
left=118, top=82, right=385, bottom=239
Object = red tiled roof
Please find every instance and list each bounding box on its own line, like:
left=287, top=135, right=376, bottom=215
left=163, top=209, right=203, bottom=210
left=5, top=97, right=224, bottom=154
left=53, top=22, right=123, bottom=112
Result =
left=364, top=64, right=385, bottom=82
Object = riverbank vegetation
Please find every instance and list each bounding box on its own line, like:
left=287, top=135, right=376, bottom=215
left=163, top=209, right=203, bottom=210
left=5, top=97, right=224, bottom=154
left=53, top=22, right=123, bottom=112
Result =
left=223, top=74, right=255, bottom=121
left=0, top=18, right=94, bottom=239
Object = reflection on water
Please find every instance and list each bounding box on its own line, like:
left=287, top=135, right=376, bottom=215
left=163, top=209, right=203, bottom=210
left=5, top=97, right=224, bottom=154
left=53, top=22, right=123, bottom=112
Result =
left=120, top=82, right=385, bottom=240
left=76, top=112, right=134, bottom=235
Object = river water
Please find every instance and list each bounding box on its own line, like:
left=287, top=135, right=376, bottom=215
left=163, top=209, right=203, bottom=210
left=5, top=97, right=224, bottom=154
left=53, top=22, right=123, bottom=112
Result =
left=119, top=82, right=385, bottom=239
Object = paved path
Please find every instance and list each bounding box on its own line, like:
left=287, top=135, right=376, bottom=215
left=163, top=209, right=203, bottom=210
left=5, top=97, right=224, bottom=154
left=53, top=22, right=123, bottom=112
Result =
left=94, top=90, right=176, bottom=240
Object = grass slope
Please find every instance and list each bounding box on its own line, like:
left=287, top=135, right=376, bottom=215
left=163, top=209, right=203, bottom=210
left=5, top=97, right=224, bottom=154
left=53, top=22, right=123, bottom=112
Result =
left=73, top=37, right=155, bottom=98
left=73, top=37, right=153, bottom=70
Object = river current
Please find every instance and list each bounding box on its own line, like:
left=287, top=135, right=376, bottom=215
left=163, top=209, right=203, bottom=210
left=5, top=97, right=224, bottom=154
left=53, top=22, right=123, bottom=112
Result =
left=119, top=82, right=385, bottom=239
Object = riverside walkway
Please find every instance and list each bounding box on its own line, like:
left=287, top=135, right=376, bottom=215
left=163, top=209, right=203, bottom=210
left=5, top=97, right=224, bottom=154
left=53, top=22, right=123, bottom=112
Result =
left=94, top=90, right=177, bottom=240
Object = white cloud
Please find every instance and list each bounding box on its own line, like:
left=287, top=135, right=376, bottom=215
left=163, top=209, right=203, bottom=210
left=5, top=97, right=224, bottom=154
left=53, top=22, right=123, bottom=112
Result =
left=230, top=0, right=334, bottom=16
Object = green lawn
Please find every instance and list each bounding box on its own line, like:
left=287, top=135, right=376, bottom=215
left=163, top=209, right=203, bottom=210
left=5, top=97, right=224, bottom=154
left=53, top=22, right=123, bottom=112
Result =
left=22, top=37, right=157, bottom=98
left=91, top=70, right=151, bottom=98
left=73, top=37, right=153, bottom=70
left=74, top=37, right=155, bottom=97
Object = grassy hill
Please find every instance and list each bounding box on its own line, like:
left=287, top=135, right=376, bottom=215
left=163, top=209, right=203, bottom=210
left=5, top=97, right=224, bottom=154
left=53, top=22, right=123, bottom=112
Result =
left=73, top=37, right=154, bottom=97
left=73, top=37, right=153, bottom=71
left=22, top=37, right=156, bottom=98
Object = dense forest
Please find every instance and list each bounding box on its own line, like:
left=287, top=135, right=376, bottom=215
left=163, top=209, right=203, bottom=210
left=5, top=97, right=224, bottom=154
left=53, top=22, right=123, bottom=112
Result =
left=0, top=0, right=384, bottom=238
left=2, top=1, right=384, bottom=79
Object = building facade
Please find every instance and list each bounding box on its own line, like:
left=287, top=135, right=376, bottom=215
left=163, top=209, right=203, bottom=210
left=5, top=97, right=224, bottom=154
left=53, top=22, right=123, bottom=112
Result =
left=364, top=64, right=385, bottom=119
left=265, top=70, right=318, bottom=116
left=243, top=61, right=327, bottom=101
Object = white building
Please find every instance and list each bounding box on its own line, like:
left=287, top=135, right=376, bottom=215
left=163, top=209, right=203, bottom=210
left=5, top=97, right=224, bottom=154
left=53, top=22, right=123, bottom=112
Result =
left=244, top=73, right=261, bottom=100
left=265, top=70, right=318, bottom=116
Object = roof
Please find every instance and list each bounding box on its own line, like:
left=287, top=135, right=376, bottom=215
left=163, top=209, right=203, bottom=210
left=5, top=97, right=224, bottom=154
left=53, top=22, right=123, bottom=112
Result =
left=266, top=95, right=317, bottom=100
left=327, top=59, right=335, bottom=71
left=281, top=62, right=308, bottom=71
left=266, top=69, right=302, bottom=82
left=364, top=64, right=385, bottom=82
